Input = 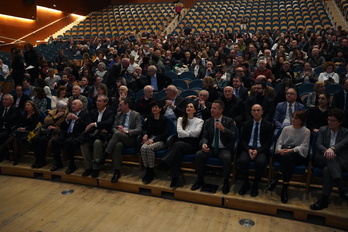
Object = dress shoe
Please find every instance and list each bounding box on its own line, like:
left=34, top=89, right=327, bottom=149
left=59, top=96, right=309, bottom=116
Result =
left=170, top=174, right=185, bottom=189
left=50, top=163, right=63, bottom=171
left=238, top=183, right=250, bottom=195
left=111, top=170, right=121, bottom=183
left=310, top=199, right=328, bottom=210
left=191, top=178, right=205, bottom=191
left=222, top=181, right=230, bottom=194
left=142, top=168, right=154, bottom=184
left=32, top=160, right=46, bottom=169
left=250, top=185, right=259, bottom=197
left=82, top=169, right=92, bottom=177
left=91, top=169, right=99, bottom=178
left=266, top=179, right=279, bottom=191
left=65, top=165, right=76, bottom=174
left=281, top=185, right=288, bottom=204
left=92, top=156, right=105, bottom=165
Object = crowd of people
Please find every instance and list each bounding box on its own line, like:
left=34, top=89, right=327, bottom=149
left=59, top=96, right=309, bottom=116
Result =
left=0, top=25, right=348, bottom=211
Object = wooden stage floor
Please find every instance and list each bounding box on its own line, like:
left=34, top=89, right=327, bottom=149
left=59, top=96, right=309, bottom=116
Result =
left=0, top=157, right=347, bottom=230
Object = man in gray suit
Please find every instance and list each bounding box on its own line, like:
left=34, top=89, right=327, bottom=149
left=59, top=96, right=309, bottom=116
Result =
left=191, top=99, right=236, bottom=194
left=100, top=98, right=142, bottom=183
left=311, top=108, right=348, bottom=210
left=273, top=88, right=305, bottom=130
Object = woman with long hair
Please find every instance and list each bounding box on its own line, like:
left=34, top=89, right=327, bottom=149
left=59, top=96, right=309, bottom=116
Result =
left=32, top=87, right=48, bottom=112
left=0, top=100, right=40, bottom=165
left=306, top=93, right=330, bottom=134
left=158, top=103, right=204, bottom=188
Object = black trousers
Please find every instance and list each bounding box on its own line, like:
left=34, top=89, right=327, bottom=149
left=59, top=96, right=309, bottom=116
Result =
left=277, top=152, right=307, bottom=182
left=52, top=134, right=80, bottom=164
left=239, top=150, right=267, bottom=184
left=31, top=134, right=50, bottom=161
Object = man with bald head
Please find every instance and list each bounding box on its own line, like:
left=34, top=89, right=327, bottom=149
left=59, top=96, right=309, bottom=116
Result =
left=220, top=86, right=244, bottom=128
left=146, top=65, right=172, bottom=91
left=51, top=99, right=89, bottom=174
left=68, top=85, right=88, bottom=111
left=238, top=104, right=273, bottom=197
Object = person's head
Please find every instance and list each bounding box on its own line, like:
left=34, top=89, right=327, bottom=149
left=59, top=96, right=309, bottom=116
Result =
left=151, top=100, right=163, bottom=115
left=96, top=95, right=109, bottom=111
left=292, top=110, right=306, bottom=127
left=81, top=77, right=89, bottom=87
left=48, top=68, right=54, bottom=77
left=98, top=62, right=106, bottom=71
left=24, top=100, right=38, bottom=114
left=71, top=99, right=83, bottom=113
left=323, top=61, right=335, bottom=73
left=327, top=108, right=344, bottom=130
left=206, top=61, right=213, bottom=69
left=118, top=98, right=132, bottom=113
left=34, top=87, right=46, bottom=99
left=317, top=93, right=330, bottom=108
left=121, top=58, right=130, bottom=69
left=211, top=99, right=225, bottom=118
left=251, top=104, right=263, bottom=121
left=223, top=86, right=234, bottom=100
left=312, top=48, right=320, bottom=56
left=343, top=78, right=348, bottom=92
left=257, top=59, right=266, bottom=70
left=147, top=65, right=157, bottom=76
left=56, top=100, right=67, bottom=112
left=118, top=85, right=128, bottom=96
left=97, top=84, right=108, bottom=96
left=303, top=62, right=312, bottom=71
left=57, top=86, right=67, bottom=98
left=253, top=82, right=266, bottom=97
left=2, top=94, right=14, bottom=108
left=61, top=74, right=68, bottom=83
left=134, top=66, right=142, bottom=75
left=144, top=85, right=154, bottom=99
left=202, top=76, right=214, bottom=88
left=314, top=81, right=325, bottom=94
left=15, top=85, right=23, bottom=96
left=185, top=102, right=197, bottom=116
left=198, top=90, right=209, bottom=101
left=282, top=61, right=291, bottom=71
left=285, top=88, right=297, bottom=103
left=72, top=85, right=81, bottom=97
left=165, top=85, right=178, bottom=99
left=22, top=78, right=30, bottom=89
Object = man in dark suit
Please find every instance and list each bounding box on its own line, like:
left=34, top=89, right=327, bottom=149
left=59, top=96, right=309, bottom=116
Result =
left=104, top=57, right=130, bottom=91
left=50, top=99, right=89, bottom=174
left=191, top=99, right=236, bottom=194
left=238, top=104, right=273, bottom=197
left=232, top=73, right=249, bottom=102
left=160, top=85, right=186, bottom=122
left=0, top=94, right=20, bottom=162
left=80, top=95, right=115, bottom=178
left=311, top=108, right=348, bottom=210
left=22, top=78, right=35, bottom=98
left=244, top=82, right=274, bottom=122
left=100, top=98, right=142, bottom=183
left=13, top=85, right=30, bottom=111
left=79, top=77, right=90, bottom=97
left=193, top=90, right=212, bottom=121
left=146, top=65, right=172, bottom=92
left=220, top=86, right=244, bottom=129
left=273, top=88, right=305, bottom=130
left=331, top=78, right=348, bottom=127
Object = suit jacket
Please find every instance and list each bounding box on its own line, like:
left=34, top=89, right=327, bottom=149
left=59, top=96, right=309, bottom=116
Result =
left=244, top=95, right=275, bottom=122
left=112, top=110, right=142, bottom=137
left=201, top=116, right=236, bottom=150
left=104, top=62, right=122, bottom=89
left=0, top=105, right=20, bottom=130
left=60, top=110, right=89, bottom=136
left=13, top=94, right=30, bottom=110
left=221, top=95, right=244, bottom=127
left=332, top=90, right=346, bottom=111
left=316, top=126, right=348, bottom=165
left=80, top=85, right=90, bottom=97
left=160, top=95, right=186, bottom=119
left=88, top=107, right=115, bottom=132
left=273, top=101, right=305, bottom=129
left=234, top=86, right=249, bottom=102
left=193, top=99, right=212, bottom=121
left=146, top=73, right=172, bottom=91
left=239, top=119, right=273, bottom=157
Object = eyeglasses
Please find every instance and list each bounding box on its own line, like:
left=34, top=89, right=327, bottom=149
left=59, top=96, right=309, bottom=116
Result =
left=286, top=92, right=296, bottom=95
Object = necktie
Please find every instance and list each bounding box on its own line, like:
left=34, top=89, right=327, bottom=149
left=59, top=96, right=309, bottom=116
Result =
left=288, top=103, right=293, bottom=124
left=235, top=88, right=239, bottom=98
left=253, top=122, right=259, bottom=149
left=214, top=120, right=220, bottom=154
left=2, top=107, right=8, bottom=117
left=67, top=113, right=77, bottom=133
left=122, top=113, right=128, bottom=126
left=196, top=104, right=202, bottom=118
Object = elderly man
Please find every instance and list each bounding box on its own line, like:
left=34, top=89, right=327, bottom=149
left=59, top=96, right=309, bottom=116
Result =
left=310, top=108, right=348, bottom=210
left=135, top=85, right=155, bottom=119
left=220, top=86, right=244, bottom=128
left=308, top=48, right=326, bottom=69
left=146, top=65, right=172, bottom=92
left=51, top=99, right=89, bottom=174
left=80, top=95, right=115, bottom=178
left=193, top=90, right=212, bottom=121
left=68, top=85, right=88, bottom=111
left=44, top=68, right=61, bottom=89
left=104, top=57, right=130, bottom=90
left=251, top=59, right=274, bottom=83
left=160, top=85, right=186, bottom=122
left=273, top=88, right=305, bottom=130
left=0, top=94, right=20, bottom=162
left=191, top=100, right=236, bottom=194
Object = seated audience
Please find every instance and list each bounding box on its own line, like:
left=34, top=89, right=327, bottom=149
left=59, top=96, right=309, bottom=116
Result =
left=306, top=93, right=330, bottom=134
left=135, top=85, right=155, bottom=119
left=318, top=62, right=340, bottom=84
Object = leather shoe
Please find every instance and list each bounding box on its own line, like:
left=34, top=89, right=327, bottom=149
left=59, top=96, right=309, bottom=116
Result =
left=310, top=200, right=328, bottom=210
left=170, top=174, right=185, bottom=189
left=92, top=157, right=105, bottom=165
left=238, top=183, right=250, bottom=195
left=32, top=160, right=46, bottom=169
left=91, top=169, right=99, bottom=178
left=191, top=178, right=204, bottom=191
left=266, top=179, right=279, bottom=191
left=281, top=187, right=288, bottom=204
left=222, top=181, right=230, bottom=194
left=111, top=170, right=121, bottom=183
left=50, top=163, right=63, bottom=171
left=65, top=166, right=76, bottom=174
left=82, top=169, right=92, bottom=177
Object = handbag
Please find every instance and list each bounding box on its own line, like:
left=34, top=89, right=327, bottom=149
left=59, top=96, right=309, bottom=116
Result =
left=27, top=122, right=42, bottom=143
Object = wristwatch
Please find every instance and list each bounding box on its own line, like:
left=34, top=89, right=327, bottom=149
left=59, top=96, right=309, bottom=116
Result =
left=330, top=146, right=336, bottom=152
